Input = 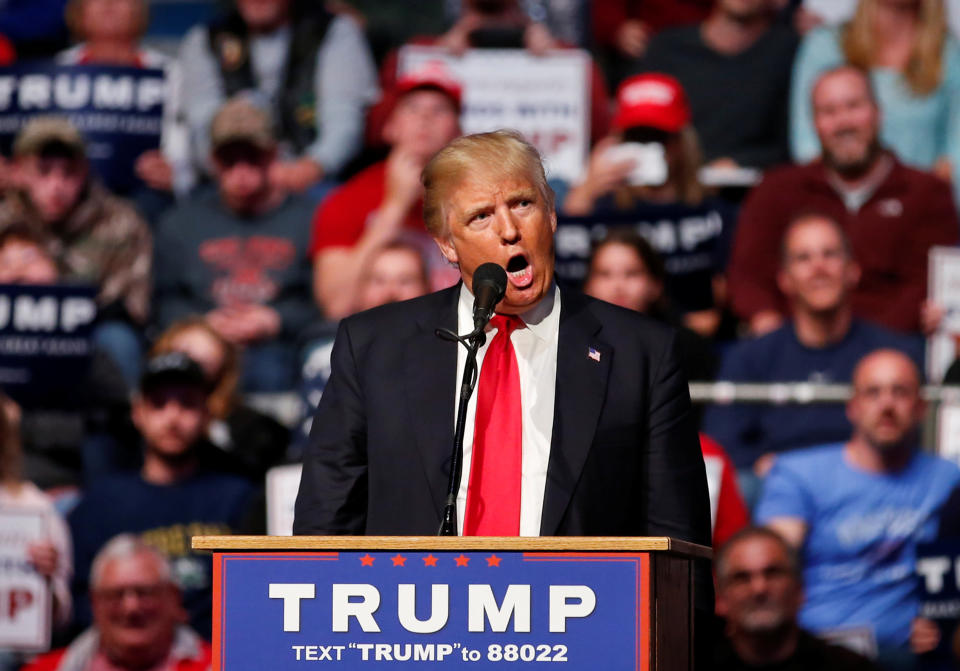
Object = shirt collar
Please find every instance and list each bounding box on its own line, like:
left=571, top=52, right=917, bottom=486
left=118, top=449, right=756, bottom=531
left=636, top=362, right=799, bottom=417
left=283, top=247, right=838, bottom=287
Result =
left=457, top=281, right=560, bottom=343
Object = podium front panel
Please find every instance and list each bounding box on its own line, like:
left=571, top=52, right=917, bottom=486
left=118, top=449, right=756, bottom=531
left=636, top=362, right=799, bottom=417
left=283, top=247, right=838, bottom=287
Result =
left=213, top=550, right=654, bottom=670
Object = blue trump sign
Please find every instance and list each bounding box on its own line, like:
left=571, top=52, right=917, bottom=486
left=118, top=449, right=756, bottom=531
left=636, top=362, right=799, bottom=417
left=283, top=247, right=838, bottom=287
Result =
left=213, top=551, right=652, bottom=670
left=0, top=63, right=165, bottom=192
left=0, top=284, right=97, bottom=399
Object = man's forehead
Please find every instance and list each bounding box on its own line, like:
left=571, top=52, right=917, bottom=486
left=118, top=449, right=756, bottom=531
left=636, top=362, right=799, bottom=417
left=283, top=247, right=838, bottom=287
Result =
left=99, top=553, right=163, bottom=585
left=447, top=173, right=538, bottom=206
left=814, top=72, right=870, bottom=106
left=853, top=356, right=920, bottom=390
left=787, top=221, right=844, bottom=252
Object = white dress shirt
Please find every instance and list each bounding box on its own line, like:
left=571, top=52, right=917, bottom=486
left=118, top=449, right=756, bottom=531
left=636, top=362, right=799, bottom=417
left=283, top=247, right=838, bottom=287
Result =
left=454, top=283, right=561, bottom=536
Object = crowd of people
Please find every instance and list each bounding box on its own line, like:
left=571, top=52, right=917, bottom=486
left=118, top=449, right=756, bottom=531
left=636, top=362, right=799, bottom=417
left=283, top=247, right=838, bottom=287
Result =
left=3, top=0, right=960, bottom=669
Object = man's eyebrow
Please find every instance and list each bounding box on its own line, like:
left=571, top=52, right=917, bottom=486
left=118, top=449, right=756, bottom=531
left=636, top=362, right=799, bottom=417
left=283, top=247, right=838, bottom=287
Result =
left=462, top=202, right=493, bottom=221
left=507, top=187, right=537, bottom=201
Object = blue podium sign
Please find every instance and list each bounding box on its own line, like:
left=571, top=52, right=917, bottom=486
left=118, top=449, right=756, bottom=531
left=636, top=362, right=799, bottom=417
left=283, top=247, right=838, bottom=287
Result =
left=213, top=551, right=652, bottom=670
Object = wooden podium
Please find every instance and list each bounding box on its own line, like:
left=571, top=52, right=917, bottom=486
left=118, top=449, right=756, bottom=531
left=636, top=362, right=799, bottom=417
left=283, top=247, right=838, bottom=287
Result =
left=193, top=536, right=710, bottom=671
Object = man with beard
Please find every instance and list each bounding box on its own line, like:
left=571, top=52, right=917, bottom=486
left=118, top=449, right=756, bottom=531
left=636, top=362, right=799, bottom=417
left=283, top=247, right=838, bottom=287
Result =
left=68, top=352, right=254, bottom=639
left=756, top=349, right=960, bottom=667
left=154, top=98, right=316, bottom=391
left=24, top=535, right=211, bottom=671
left=714, top=526, right=879, bottom=670
left=728, top=65, right=958, bottom=335
left=703, top=214, right=921, bottom=505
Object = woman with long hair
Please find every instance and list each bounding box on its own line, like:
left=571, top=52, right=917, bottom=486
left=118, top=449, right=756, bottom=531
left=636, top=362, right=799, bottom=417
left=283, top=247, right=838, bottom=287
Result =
left=791, top=0, right=960, bottom=184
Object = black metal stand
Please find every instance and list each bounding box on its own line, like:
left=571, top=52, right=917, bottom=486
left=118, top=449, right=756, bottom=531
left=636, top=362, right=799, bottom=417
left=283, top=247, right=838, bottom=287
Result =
left=434, top=326, right=486, bottom=536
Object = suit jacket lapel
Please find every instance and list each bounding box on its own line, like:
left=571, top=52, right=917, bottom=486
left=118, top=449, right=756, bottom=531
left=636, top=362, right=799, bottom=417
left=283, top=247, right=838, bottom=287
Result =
left=402, top=286, right=461, bottom=521
left=540, top=291, right=612, bottom=535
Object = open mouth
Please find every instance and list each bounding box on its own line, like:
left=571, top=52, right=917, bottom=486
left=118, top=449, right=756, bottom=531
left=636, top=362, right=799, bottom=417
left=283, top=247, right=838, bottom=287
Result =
left=506, top=254, right=533, bottom=288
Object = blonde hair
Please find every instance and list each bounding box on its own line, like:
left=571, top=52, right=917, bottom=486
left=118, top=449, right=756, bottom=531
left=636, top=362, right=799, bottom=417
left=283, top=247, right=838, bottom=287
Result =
left=150, top=318, right=239, bottom=419
left=842, top=0, right=946, bottom=95
left=421, top=129, right=555, bottom=238
left=65, top=0, right=150, bottom=41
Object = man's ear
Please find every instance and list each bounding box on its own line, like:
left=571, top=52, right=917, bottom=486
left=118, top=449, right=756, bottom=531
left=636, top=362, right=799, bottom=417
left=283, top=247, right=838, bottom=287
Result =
left=776, top=269, right=792, bottom=298
left=130, top=393, right=145, bottom=431
left=433, top=234, right=458, bottom=265
left=382, top=112, right=398, bottom=146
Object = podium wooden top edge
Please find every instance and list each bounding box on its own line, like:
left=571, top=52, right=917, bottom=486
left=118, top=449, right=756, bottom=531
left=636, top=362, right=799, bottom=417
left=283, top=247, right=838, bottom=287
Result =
left=191, top=535, right=712, bottom=559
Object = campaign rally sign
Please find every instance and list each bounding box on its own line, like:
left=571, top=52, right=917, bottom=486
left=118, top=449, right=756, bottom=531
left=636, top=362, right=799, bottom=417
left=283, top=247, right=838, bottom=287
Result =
left=397, top=46, right=589, bottom=184
left=555, top=204, right=733, bottom=313
left=214, top=551, right=651, bottom=670
left=915, top=540, right=960, bottom=662
left=917, top=540, right=960, bottom=620
left=0, top=284, right=97, bottom=399
left=0, top=63, right=165, bottom=192
left=0, top=510, right=52, bottom=650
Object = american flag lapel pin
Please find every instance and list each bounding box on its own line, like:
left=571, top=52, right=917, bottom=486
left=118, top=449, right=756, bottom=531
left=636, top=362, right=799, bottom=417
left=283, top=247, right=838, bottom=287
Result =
left=588, top=347, right=601, bottom=362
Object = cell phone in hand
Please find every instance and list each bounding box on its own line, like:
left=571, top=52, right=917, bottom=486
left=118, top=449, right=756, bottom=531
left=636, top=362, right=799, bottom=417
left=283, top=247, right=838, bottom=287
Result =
left=604, top=142, right=668, bottom=187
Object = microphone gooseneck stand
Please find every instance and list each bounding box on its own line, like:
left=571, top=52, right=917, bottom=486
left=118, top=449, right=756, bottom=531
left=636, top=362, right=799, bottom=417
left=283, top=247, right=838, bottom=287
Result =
left=434, top=324, right=487, bottom=536
left=434, top=262, right=507, bottom=536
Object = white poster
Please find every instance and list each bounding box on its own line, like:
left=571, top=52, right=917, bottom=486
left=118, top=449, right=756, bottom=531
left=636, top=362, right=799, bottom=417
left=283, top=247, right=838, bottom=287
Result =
left=938, top=404, right=960, bottom=464
left=397, top=46, right=590, bottom=184
left=926, top=246, right=960, bottom=383
left=0, top=510, right=51, bottom=650
left=266, top=463, right=303, bottom=536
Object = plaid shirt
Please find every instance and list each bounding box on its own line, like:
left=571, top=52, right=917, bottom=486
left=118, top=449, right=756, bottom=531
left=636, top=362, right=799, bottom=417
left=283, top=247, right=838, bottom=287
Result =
left=0, top=183, right=152, bottom=324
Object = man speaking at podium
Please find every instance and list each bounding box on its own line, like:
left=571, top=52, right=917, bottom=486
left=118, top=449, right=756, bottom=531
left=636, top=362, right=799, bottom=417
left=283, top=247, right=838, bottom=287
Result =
left=293, top=130, right=710, bottom=546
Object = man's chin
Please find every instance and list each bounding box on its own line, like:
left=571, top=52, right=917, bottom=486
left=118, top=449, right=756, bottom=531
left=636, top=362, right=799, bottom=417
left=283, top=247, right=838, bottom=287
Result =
left=500, top=282, right=547, bottom=313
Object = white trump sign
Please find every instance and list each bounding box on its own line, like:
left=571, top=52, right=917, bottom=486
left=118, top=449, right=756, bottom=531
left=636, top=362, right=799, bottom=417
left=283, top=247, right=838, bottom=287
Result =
left=0, top=510, right=51, bottom=650
left=397, top=46, right=590, bottom=184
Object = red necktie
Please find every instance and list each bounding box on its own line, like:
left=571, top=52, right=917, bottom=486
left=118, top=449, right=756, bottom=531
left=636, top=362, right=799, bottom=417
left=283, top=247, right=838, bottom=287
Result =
left=464, top=314, right=523, bottom=536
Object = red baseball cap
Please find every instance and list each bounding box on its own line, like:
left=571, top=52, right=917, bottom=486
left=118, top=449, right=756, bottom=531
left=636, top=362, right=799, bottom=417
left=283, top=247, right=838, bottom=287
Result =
left=612, top=73, right=691, bottom=133
left=395, top=60, right=463, bottom=112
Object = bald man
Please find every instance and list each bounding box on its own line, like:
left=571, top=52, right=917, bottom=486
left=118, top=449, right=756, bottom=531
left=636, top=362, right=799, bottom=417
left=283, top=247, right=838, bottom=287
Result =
left=756, top=349, right=960, bottom=666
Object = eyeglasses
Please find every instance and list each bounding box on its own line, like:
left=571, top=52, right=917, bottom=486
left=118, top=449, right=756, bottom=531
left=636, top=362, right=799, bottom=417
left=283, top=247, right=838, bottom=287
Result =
left=93, top=584, right=168, bottom=605
left=722, top=564, right=794, bottom=590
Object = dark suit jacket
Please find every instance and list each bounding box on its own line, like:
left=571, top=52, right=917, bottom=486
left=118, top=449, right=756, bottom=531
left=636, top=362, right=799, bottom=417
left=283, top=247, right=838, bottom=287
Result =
left=294, top=284, right=710, bottom=545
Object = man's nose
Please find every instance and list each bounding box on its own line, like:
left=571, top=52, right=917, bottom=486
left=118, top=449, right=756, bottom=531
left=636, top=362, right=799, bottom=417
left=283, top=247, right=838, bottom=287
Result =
left=495, top=208, right=520, bottom=243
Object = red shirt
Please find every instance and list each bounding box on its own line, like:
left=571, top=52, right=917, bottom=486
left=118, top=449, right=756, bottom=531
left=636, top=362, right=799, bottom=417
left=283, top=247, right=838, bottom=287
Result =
left=310, top=161, right=459, bottom=291
left=310, top=161, right=425, bottom=255
left=700, top=433, right=748, bottom=550
left=593, top=0, right=714, bottom=46
left=23, top=641, right=212, bottom=671
left=728, top=157, right=959, bottom=333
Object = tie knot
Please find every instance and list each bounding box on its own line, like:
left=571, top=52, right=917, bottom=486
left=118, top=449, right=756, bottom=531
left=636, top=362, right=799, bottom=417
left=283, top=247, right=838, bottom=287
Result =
left=490, top=314, right=522, bottom=335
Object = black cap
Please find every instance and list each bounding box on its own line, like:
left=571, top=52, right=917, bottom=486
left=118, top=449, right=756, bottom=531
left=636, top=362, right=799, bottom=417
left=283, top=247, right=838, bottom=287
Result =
left=139, top=352, right=208, bottom=393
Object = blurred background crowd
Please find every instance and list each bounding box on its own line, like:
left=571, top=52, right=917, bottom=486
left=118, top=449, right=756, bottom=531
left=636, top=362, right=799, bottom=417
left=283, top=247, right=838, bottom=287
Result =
left=4, top=0, right=960, bottom=669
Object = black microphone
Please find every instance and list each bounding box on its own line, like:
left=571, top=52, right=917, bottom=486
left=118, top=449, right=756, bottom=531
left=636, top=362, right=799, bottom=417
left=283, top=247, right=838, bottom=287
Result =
left=472, top=263, right=507, bottom=331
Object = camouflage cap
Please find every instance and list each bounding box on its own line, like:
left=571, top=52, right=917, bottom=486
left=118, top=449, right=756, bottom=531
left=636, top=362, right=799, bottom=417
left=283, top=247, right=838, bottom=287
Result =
left=210, top=97, right=275, bottom=153
left=13, top=116, right=86, bottom=158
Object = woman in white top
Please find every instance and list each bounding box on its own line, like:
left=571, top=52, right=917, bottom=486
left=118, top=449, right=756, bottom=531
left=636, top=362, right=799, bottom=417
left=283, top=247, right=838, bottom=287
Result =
left=56, top=0, right=192, bottom=195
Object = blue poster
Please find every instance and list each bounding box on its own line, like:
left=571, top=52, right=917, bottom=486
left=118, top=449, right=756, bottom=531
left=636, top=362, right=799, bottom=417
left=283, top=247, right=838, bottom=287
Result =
left=0, top=63, right=165, bottom=192
left=214, top=551, right=652, bottom=670
left=0, top=284, right=97, bottom=399
left=554, top=202, right=735, bottom=313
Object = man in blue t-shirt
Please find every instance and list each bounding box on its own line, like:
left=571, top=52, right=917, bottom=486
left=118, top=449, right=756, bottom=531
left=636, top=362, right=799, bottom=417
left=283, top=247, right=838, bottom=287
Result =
left=69, top=352, right=255, bottom=639
left=703, top=213, right=922, bottom=502
left=756, top=349, right=960, bottom=669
